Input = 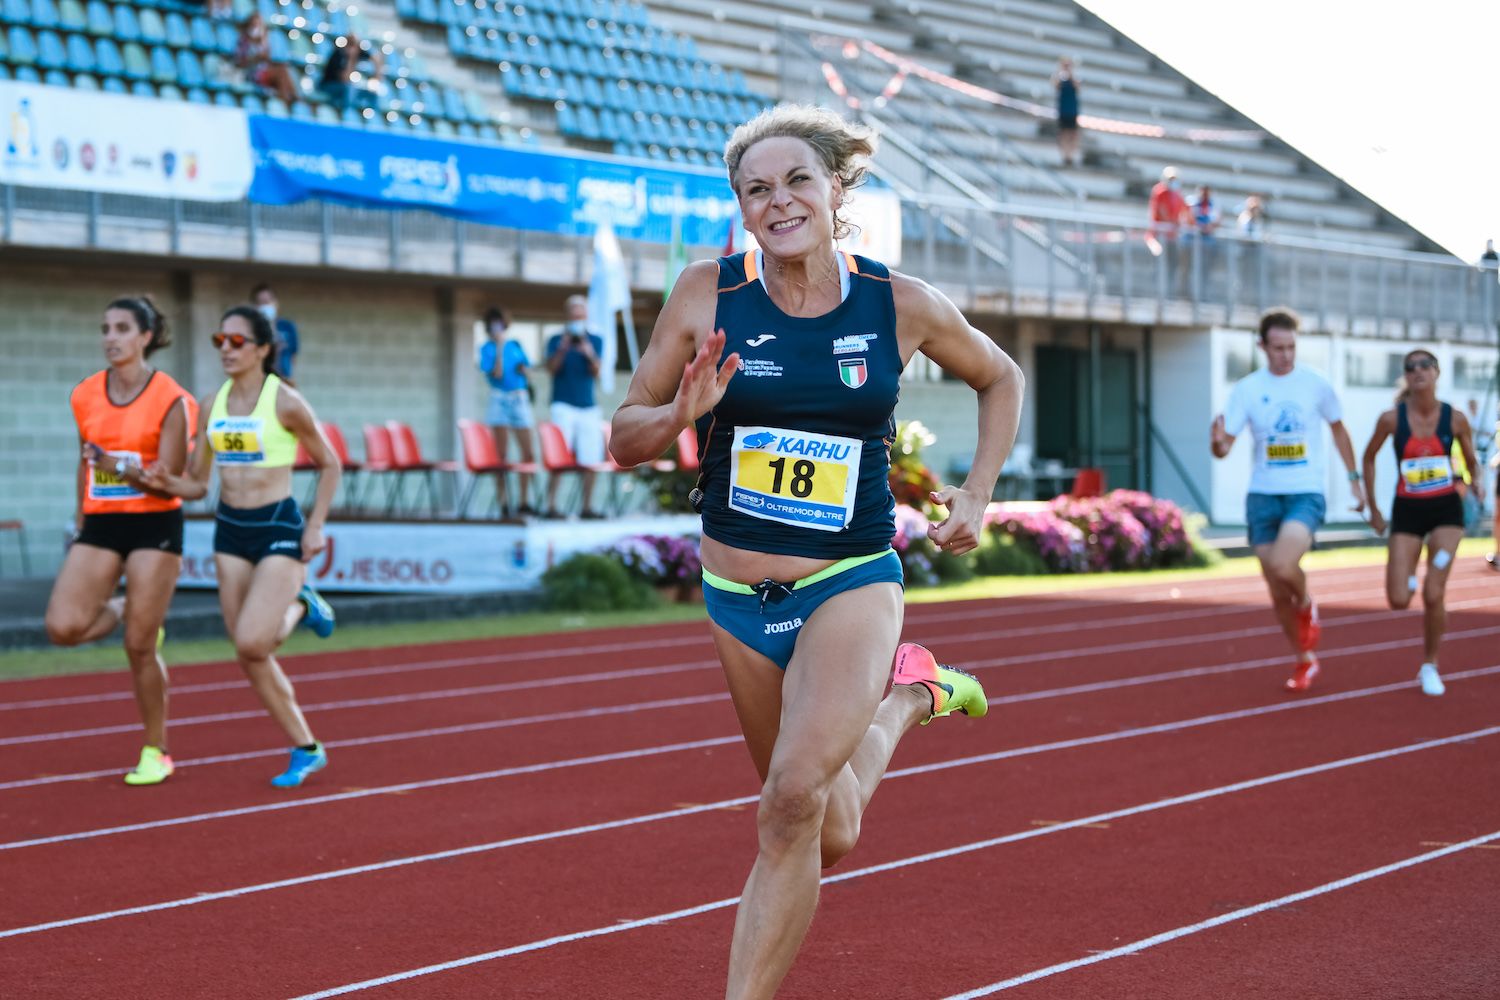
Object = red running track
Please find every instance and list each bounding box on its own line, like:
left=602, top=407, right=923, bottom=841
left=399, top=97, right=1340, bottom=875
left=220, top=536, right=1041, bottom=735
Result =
left=2, top=559, right=1498, bottom=998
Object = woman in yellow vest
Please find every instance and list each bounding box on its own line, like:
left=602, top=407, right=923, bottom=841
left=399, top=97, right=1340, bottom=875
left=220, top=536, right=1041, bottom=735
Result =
left=143, top=305, right=341, bottom=788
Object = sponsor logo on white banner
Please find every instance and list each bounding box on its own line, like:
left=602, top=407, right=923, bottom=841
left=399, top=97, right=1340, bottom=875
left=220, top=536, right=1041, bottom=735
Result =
left=0, top=82, right=251, bottom=200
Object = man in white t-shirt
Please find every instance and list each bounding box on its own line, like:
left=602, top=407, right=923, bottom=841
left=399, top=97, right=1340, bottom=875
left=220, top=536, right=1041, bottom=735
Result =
left=1211, top=307, right=1366, bottom=692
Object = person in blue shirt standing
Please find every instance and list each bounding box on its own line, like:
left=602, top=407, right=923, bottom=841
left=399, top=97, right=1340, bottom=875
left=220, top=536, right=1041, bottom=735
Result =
left=543, top=294, right=607, bottom=519
left=478, top=306, right=537, bottom=514
left=251, top=283, right=300, bottom=381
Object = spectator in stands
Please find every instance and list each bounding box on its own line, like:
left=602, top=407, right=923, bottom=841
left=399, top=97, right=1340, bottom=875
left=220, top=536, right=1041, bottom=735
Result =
left=1237, top=194, right=1269, bottom=291
left=251, top=283, right=300, bottom=381
left=543, top=294, right=606, bottom=519
left=1482, top=239, right=1499, bottom=275
left=478, top=306, right=538, bottom=515
left=1186, top=184, right=1220, bottom=288
left=207, top=0, right=234, bottom=20
left=236, top=13, right=300, bottom=106
left=318, top=31, right=383, bottom=111
left=1052, top=57, right=1082, bottom=167
left=1147, top=166, right=1191, bottom=293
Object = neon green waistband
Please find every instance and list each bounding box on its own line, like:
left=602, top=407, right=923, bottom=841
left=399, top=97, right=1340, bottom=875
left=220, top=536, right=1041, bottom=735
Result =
left=701, top=549, right=894, bottom=595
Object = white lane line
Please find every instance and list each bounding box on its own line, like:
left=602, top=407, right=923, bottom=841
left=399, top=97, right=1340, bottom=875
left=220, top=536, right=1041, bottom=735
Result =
left=6, top=659, right=1499, bottom=860
left=285, top=725, right=1500, bottom=999
left=10, top=589, right=1498, bottom=748
left=0, top=559, right=1458, bottom=713
left=941, top=829, right=1500, bottom=998
left=10, top=619, right=1500, bottom=793
left=9, top=721, right=1493, bottom=950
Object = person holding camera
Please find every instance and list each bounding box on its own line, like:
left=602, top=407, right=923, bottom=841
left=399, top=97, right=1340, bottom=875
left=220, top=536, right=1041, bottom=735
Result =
left=543, top=294, right=607, bottom=519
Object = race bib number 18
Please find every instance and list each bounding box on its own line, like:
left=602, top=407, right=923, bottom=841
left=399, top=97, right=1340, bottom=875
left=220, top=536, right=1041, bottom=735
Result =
left=728, top=425, right=861, bottom=532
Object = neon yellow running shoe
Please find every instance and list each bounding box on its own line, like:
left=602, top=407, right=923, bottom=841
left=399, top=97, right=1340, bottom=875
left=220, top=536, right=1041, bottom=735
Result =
left=893, top=642, right=989, bottom=726
left=123, top=745, right=174, bottom=786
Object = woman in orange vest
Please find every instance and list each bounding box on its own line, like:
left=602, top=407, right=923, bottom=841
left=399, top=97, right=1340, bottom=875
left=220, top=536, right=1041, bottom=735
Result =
left=143, top=305, right=341, bottom=788
left=45, top=295, right=196, bottom=786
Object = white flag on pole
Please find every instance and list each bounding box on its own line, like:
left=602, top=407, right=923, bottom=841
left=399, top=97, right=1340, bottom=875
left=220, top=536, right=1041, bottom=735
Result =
left=588, top=220, right=631, bottom=393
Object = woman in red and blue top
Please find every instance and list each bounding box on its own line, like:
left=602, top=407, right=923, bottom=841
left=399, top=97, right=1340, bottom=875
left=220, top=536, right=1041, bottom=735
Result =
left=611, top=105, right=1024, bottom=1000
left=1361, top=349, right=1482, bottom=697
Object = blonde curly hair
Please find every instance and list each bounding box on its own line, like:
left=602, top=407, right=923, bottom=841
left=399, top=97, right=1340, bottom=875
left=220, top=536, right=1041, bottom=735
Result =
left=722, top=105, right=876, bottom=241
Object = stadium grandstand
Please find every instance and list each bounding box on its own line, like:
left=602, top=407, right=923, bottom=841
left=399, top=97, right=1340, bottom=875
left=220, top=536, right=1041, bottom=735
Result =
left=2, top=0, right=1496, bottom=580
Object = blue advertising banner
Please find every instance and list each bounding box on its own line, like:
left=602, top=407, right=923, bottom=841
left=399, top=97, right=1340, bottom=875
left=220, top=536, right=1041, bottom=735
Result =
left=248, top=116, right=739, bottom=246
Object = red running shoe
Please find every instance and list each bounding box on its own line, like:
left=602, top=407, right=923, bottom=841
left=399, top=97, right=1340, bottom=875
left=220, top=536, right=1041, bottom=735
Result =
left=1285, top=657, right=1320, bottom=693
left=1295, top=599, right=1321, bottom=653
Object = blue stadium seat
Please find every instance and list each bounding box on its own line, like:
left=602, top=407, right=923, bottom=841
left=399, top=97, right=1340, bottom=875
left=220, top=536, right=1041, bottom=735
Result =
left=432, top=118, right=455, bottom=136
left=263, top=97, right=289, bottom=118
left=63, top=29, right=91, bottom=70
left=13, top=63, right=39, bottom=80
left=83, top=0, right=106, bottom=34
left=164, top=12, right=189, bottom=48
left=393, top=0, right=417, bottom=18
left=42, top=66, right=66, bottom=84
left=214, top=21, right=235, bottom=55
left=92, top=34, right=120, bottom=74
left=441, top=86, right=467, bottom=122
left=575, top=103, right=600, bottom=140
left=56, top=0, right=82, bottom=31
left=240, top=92, right=265, bottom=114
left=189, top=14, right=213, bottom=51
left=148, top=43, right=174, bottom=82
left=185, top=85, right=209, bottom=103
left=7, top=25, right=36, bottom=64
left=100, top=73, right=125, bottom=92
left=174, top=47, right=203, bottom=86
left=1, top=0, right=29, bottom=24
left=157, top=82, right=182, bottom=100
left=128, top=79, right=153, bottom=96
left=121, top=40, right=149, bottom=79
left=555, top=101, right=578, bottom=135
left=313, top=102, right=336, bottom=123
left=212, top=89, right=236, bottom=106
left=73, top=71, right=99, bottom=88
left=290, top=99, right=312, bottom=120
left=30, top=0, right=58, bottom=29
left=266, top=28, right=287, bottom=61
left=33, top=27, right=62, bottom=67
left=111, top=5, right=138, bottom=41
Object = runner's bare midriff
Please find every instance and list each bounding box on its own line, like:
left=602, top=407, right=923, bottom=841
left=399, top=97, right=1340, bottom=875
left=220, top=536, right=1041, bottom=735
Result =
left=700, top=536, right=841, bottom=586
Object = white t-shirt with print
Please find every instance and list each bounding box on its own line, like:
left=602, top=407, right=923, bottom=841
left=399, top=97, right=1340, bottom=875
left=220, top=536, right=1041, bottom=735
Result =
left=1223, top=366, right=1342, bottom=495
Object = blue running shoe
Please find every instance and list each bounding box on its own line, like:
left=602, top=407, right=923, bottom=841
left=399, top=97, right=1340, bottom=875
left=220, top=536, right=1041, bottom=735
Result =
left=271, top=743, right=327, bottom=788
left=297, top=584, right=336, bottom=638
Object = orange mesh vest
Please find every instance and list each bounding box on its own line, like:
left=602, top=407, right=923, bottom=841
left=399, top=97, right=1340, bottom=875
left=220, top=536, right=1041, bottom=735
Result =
left=70, top=370, right=196, bottom=514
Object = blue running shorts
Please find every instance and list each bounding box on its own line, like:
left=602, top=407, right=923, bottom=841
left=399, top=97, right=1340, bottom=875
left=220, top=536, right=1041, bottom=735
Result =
left=1245, top=491, right=1325, bottom=547
left=702, top=549, right=904, bottom=670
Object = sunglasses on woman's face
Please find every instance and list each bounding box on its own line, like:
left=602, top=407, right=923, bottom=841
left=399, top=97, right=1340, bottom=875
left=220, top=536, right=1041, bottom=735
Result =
left=1404, top=358, right=1437, bottom=372
left=211, top=332, right=250, bottom=349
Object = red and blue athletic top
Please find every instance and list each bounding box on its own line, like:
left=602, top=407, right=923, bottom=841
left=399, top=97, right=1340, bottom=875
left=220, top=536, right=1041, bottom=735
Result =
left=1392, top=401, right=1457, bottom=500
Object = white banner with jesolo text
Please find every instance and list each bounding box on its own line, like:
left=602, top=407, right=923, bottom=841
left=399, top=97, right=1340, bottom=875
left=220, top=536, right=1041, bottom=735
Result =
left=0, top=81, right=251, bottom=200
left=177, top=514, right=701, bottom=593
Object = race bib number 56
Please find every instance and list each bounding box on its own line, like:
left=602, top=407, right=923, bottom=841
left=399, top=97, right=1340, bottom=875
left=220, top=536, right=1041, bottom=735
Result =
left=728, top=426, right=862, bottom=532
left=211, top=416, right=265, bottom=464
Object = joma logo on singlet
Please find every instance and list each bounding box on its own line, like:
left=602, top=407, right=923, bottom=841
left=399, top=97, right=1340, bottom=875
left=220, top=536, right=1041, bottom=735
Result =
left=765, top=618, right=803, bottom=635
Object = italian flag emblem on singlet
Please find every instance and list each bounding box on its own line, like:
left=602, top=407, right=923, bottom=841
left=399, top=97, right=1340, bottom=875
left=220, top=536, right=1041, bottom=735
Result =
left=838, top=358, right=868, bottom=388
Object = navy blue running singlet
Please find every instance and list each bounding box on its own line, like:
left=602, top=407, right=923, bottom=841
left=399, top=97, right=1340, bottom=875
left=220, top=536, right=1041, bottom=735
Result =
left=696, top=250, right=902, bottom=559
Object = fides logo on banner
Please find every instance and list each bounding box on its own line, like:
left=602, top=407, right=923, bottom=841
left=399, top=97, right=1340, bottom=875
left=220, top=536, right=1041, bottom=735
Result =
left=0, top=82, right=251, bottom=200
left=248, top=116, right=739, bottom=245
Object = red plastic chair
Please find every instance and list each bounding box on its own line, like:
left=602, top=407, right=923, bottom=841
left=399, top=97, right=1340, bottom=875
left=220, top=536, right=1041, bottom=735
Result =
left=1069, top=467, right=1106, bottom=498
left=317, top=421, right=363, bottom=511
left=675, top=425, right=700, bottom=473
left=538, top=421, right=613, bottom=515
left=386, top=420, right=458, bottom=517
left=361, top=423, right=400, bottom=514
left=456, top=418, right=538, bottom=518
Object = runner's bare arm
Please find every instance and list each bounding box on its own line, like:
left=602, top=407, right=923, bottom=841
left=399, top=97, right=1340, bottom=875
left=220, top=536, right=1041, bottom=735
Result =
left=611, top=261, right=737, bottom=467
left=1330, top=419, right=1365, bottom=512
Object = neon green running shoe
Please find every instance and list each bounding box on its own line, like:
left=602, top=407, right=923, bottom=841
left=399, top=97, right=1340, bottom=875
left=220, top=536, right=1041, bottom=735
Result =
left=893, top=642, right=989, bottom=726
left=123, top=745, right=174, bottom=786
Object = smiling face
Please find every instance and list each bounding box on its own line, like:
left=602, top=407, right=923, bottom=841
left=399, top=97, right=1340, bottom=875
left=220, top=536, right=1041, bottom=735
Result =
left=216, top=312, right=270, bottom=377
left=734, top=137, right=842, bottom=262
left=100, top=307, right=152, bottom=368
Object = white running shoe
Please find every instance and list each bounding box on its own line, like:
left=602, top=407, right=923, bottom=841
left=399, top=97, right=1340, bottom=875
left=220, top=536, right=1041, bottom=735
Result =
left=1417, top=663, right=1446, bottom=697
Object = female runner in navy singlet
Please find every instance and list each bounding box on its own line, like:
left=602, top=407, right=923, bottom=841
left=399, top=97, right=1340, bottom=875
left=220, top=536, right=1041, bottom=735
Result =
left=611, top=105, right=1025, bottom=1000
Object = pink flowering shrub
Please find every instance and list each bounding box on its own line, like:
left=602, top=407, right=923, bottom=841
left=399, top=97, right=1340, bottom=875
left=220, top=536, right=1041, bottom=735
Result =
left=985, top=490, right=1204, bottom=574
